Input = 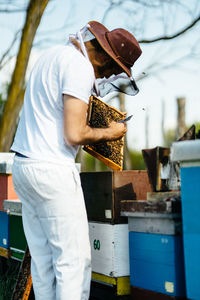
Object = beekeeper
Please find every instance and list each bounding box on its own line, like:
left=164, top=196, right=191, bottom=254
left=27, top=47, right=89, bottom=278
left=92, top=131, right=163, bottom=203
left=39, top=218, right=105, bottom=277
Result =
left=11, top=21, right=142, bottom=300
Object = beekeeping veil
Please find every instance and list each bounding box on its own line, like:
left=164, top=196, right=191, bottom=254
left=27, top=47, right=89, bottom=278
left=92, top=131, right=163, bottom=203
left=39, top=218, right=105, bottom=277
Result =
left=74, top=21, right=142, bottom=98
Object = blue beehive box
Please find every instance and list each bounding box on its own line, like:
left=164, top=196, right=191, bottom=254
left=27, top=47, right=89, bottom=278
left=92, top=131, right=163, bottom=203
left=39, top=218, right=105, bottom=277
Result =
left=171, top=140, right=200, bottom=300
left=181, top=167, right=200, bottom=300
left=0, top=210, right=9, bottom=249
left=129, top=232, right=186, bottom=297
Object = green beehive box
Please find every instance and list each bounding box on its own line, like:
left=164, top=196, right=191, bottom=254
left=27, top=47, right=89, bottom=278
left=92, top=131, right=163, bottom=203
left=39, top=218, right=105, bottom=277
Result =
left=4, top=199, right=27, bottom=260
left=9, top=214, right=27, bottom=260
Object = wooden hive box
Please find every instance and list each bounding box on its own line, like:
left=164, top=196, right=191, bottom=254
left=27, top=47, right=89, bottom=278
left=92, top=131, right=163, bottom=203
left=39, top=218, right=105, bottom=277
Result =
left=129, top=232, right=186, bottom=298
left=0, top=175, right=18, bottom=211
left=0, top=153, right=18, bottom=211
left=81, top=170, right=152, bottom=224
left=89, top=222, right=130, bottom=297
left=83, top=95, right=126, bottom=171
left=4, top=199, right=27, bottom=261
left=0, top=210, right=10, bottom=258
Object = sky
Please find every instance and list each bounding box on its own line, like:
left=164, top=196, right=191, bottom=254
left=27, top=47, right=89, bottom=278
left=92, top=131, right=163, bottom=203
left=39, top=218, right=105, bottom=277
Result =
left=0, top=0, right=200, bottom=151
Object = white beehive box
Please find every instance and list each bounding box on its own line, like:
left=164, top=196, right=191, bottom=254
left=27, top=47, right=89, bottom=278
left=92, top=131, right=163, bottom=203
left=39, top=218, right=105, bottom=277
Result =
left=89, top=222, right=129, bottom=277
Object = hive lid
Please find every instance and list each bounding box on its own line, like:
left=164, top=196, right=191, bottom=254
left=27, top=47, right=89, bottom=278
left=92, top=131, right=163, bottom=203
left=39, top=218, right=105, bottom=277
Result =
left=171, top=140, right=200, bottom=162
left=0, top=152, right=15, bottom=174
left=3, top=199, right=22, bottom=215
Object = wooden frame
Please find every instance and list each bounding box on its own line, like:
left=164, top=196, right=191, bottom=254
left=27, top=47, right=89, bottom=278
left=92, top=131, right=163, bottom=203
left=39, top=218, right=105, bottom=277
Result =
left=83, top=95, right=126, bottom=171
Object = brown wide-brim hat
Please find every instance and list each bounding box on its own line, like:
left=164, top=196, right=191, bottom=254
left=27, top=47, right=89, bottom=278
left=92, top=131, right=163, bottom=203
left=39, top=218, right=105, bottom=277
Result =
left=88, top=21, right=142, bottom=78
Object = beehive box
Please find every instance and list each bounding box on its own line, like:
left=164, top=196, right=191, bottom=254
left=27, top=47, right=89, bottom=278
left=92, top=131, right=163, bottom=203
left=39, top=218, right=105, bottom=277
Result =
left=129, top=232, right=186, bottom=297
left=4, top=199, right=27, bottom=261
left=9, top=215, right=27, bottom=260
left=122, top=211, right=182, bottom=236
left=89, top=221, right=130, bottom=297
left=0, top=210, right=9, bottom=249
left=0, top=210, right=10, bottom=258
left=89, top=222, right=129, bottom=277
left=81, top=170, right=152, bottom=224
left=0, top=153, right=18, bottom=211
left=171, top=140, right=200, bottom=300
left=83, top=95, right=126, bottom=171
left=121, top=194, right=182, bottom=235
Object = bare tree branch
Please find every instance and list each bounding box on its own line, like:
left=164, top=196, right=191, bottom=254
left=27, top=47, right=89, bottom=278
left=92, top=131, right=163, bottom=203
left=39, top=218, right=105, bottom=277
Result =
left=0, top=1, right=27, bottom=12
left=0, top=29, right=21, bottom=71
left=136, top=49, right=200, bottom=83
left=0, top=8, right=26, bottom=13
left=139, top=14, right=200, bottom=43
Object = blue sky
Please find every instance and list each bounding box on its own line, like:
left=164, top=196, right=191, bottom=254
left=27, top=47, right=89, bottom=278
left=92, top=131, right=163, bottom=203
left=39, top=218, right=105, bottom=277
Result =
left=0, top=0, right=200, bottom=150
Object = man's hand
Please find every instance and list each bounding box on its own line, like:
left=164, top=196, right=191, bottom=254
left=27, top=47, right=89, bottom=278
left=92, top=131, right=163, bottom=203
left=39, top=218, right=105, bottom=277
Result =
left=107, top=121, right=127, bottom=141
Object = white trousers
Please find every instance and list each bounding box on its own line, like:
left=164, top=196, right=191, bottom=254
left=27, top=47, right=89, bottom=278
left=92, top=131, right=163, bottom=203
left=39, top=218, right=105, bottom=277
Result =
left=12, top=156, right=91, bottom=300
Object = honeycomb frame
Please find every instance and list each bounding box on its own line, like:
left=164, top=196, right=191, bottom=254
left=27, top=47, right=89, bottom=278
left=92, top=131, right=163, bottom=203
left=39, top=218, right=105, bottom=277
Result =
left=83, top=95, right=126, bottom=171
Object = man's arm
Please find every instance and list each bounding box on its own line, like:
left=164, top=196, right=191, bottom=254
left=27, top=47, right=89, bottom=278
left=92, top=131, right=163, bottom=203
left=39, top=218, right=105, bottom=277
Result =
left=63, top=95, right=127, bottom=146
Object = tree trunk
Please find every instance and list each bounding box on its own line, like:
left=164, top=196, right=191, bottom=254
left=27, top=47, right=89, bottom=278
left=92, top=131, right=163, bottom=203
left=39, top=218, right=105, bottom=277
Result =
left=161, top=99, right=165, bottom=146
left=176, top=97, right=187, bottom=139
left=145, top=108, right=149, bottom=149
left=0, top=0, right=49, bottom=152
left=119, top=92, right=132, bottom=170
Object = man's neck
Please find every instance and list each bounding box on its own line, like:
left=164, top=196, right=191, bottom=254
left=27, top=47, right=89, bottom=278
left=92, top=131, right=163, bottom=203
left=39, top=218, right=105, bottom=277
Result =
left=69, top=37, right=84, bottom=55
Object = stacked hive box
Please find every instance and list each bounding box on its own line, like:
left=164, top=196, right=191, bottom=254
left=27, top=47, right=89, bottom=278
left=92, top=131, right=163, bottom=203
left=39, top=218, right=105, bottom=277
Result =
left=0, top=153, right=26, bottom=260
left=171, top=140, right=200, bottom=300
left=0, top=210, right=10, bottom=258
left=3, top=199, right=27, bottom=261
left=81, top=170, right=152, bottom=298
left=0, top=154, right=31, bottom=299
left=0, top=153, right=17, bottom=210
left=2, top=197, right=33, bottom=299
left=121, top=194, right=186, bottom=299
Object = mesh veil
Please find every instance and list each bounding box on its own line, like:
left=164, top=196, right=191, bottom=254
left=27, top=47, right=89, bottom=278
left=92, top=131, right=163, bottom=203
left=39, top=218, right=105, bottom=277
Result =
left=75, top=25, right=139, bottom=98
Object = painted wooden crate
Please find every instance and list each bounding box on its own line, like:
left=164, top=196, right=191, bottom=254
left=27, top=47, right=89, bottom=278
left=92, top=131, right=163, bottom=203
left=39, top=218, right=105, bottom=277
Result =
left=171, top=140, right=200, bottom=300
left=129, top=232, right=186, bottom=297
left=89, top=222, right=130, bottom=296
left=4, top=199, right=27, bottom=260
left=89, top=222, right=129, bottom=277
left=9, top=214, right=27, bottom=260
left=0, top=210, right=10, bottom=258
left=81, top=170, right=151, bottom=224
left=0, top=210, right=9, bottom=249
left=122, top=211, right=182, bottom=236
left=0, top=153, right=18, bottom=211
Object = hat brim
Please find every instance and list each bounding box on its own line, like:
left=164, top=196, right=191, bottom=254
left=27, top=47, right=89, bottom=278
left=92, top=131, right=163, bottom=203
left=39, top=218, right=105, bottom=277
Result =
left=88, top=21, right=131, bottom=77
